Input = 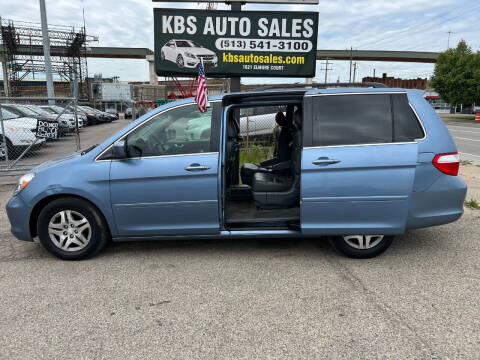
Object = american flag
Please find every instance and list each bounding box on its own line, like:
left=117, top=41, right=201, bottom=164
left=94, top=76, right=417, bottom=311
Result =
left=195, top=59, right=208, bottom=113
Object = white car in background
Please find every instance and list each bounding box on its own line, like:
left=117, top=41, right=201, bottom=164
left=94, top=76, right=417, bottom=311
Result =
left=27, top=105, right=80, bottom=131
left=161, top=39, right=218, bottom=69
left=39, top=105, right=85, bottom=128
left=0, top=107, right=46, bottom=159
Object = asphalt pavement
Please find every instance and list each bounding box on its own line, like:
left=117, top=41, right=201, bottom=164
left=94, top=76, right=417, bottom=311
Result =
left=0, top=114, right=479, bottom=359
left=443, top=119, right=480, bottom=164
left=0, top=166, right=479, bottom=359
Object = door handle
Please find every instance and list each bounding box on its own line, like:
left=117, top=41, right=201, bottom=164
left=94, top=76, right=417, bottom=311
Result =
left=185, top=163, right=211, bottom=171
left=312, top=158, right=341, bottom=166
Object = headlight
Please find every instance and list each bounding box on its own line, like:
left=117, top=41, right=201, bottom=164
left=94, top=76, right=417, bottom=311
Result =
left=14, top=172, right=35, bottom=196
left=185, top=52, right=196, bottom=59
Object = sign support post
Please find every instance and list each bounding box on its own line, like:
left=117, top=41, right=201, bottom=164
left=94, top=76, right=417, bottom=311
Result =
left=230, top=2, right=242, bottom=92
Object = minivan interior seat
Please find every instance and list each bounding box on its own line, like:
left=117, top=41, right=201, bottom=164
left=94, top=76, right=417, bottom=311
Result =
left=241, top=111, right=293, bottom=186
left=251, top=108, right=302, bottom=209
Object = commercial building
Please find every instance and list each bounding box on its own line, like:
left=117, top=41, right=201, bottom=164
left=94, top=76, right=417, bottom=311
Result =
left=362, top=73, right=427, bottom=89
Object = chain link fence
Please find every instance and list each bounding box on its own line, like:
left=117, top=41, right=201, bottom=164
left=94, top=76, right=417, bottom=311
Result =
left=0, top=97, right=80, bottom=173
left=238, top=105, right=286, bottom=169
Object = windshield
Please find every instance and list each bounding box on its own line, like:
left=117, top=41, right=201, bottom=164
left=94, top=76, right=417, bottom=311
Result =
left=77, top=106, right=92, bottom=113
left=28, top=105, right=51, bottom=116
left=39, top=106, right=56, bottom=114
left=176, top=40, right=194, bottom=47
left=1, top=107, right=20, bottom=120
left=51, top=105, right=70, bottom=114
left=11, top=105, right=39, bottom=117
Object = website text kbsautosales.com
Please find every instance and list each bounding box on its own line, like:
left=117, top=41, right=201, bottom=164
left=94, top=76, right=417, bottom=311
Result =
left=222, top=52, right=306, bottom=71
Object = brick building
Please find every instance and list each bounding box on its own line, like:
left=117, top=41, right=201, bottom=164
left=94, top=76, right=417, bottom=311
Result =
left=362, top=73, right=427, bottom=89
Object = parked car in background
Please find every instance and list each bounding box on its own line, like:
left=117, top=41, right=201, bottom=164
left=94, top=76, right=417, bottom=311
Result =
left=125, top=107, right=133, bottom=119
left=105, top=108, right=119, bottom=119
left=39, top=105, right=84, bottom=128
left=65, top=105, right=100, bottom=126
left=6, top=88, right=467, bottom=260
left=185, top=106, right=279, bottom=140
left=25, top=105, right=77, bottom=132
left=0, top=107, right=46, bottom=159
left=45, top=105, right=87, bottom=126
left=80, top=106, right=112, bottom=123
left=3, top=104, right=69, bottom=136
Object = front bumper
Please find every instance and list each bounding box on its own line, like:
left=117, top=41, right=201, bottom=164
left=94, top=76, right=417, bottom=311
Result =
left=6, top=195, right=33, bottom=242
left=184, top=57, right=218, bottom=68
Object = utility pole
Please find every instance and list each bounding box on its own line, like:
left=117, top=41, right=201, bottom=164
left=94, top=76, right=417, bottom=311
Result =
left=39, top=0, right=55, bottom=104
left=373, top=68, right=376, bottom=82
left=349, top=46, right=353, bottom=84
left=352, top=62, right=358, bottom=83
left=447, top=30, right=453, bottom=49
left=321, top=58, right=332, bottom=84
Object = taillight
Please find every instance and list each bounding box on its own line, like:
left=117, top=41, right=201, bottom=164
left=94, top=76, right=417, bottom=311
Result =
left=432, top=152, right=460, bottom=176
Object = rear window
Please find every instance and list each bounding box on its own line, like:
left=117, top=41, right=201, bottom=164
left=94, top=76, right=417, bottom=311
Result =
left=392, top=95, right=424, bottom=141
left=312, top=94, right=392, bottom=147
left=312, top=93, right=424, bottom=147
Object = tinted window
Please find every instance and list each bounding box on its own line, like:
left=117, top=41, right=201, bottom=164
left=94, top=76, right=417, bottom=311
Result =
left=313, top=94, right=393, bottom=146
left=392, top=94, right=424, bottom=141
left=176, top=41, right=192, bottom=47
left=126, top=104, right=212, bottom=158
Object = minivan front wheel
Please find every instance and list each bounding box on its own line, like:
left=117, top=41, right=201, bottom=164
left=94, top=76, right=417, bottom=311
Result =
left=331, top=235, right=394, bottom=259
left=37, top=197, right=109, bottom=260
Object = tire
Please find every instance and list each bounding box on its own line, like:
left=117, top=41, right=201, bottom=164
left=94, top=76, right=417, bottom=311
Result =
left=176, top=54, right=184, bottom=68
left=37, top=197, right=110, bottom=260
left=1, top=139, right=18, bottom=159
left=330, top=235, right=394, bottom=259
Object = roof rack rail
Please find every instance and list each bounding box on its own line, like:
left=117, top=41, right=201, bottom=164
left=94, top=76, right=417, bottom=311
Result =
left=251, top=82, right=388, bottom=92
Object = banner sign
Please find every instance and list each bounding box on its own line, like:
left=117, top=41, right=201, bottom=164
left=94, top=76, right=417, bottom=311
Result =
left=154, top=9, right=318, bottom=77
left=36, top=120, right=58, bottom=139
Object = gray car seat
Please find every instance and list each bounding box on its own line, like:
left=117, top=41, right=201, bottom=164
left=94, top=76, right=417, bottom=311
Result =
left=251, top=108, right=302, bottom=209
left=240, top=111, right=293, bottom=186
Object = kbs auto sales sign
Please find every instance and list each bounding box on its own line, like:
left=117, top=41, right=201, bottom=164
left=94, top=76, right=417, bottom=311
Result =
left=154, top=9, right=318, bottom=77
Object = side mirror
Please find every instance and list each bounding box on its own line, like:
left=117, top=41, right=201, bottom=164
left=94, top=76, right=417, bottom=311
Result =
left=112, top=140, right=127, bottom=159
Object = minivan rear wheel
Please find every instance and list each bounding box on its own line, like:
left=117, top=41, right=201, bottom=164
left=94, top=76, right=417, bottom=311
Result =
left=331, top=235, right=394, bottom=258
left=37, top=197, right=109, bottom=260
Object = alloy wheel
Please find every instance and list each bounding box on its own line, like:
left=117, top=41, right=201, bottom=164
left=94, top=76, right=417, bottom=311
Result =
left=48, top=210, right=91, bottom=251
left=342, top=235, right=384, bottom=250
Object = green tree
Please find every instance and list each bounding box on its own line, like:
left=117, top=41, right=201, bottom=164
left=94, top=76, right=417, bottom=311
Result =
left=431, top=40, right=480, bottom=106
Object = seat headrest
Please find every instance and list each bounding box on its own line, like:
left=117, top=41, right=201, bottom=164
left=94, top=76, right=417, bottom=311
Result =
left=275, top=112, right=287, bottom=127
left=294, top=109, right=302, bottom=129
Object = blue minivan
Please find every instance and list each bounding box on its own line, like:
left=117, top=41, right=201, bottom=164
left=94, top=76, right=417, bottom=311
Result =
left=6, top=88, right=467, bottom=259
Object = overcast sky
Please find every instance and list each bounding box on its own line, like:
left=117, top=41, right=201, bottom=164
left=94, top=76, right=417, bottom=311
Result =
left=1, top=0, right=479, bottom=84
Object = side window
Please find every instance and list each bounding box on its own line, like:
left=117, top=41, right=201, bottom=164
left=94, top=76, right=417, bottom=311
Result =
left=392, top=94, right=424, bottom=141
left=312, top=94, right=392, bottom=147
left=126, top=104, right=213, bottom=158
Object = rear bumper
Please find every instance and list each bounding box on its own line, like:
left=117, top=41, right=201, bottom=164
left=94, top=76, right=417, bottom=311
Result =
left=6, top=195, right=33, bottom=242
left=406, top=175, right=467, bottom=229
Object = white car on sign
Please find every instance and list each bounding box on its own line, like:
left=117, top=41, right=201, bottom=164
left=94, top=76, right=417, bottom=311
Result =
left=161, top=40, right=218, bottom=69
